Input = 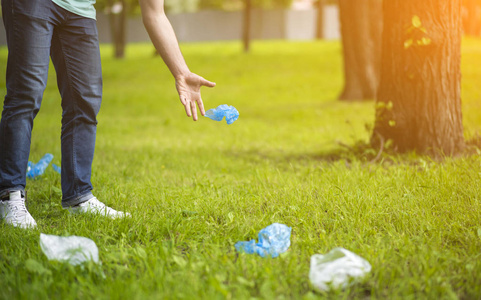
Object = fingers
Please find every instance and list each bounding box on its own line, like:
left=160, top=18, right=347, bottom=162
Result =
left=178, top=73, right=215, bottom=121
left=197, top=98, right=205, bottom=116
left=191, top=100, right=197, bottom=121
left=182, top=96, right=200, bottom=121
left=183, top=97, right=192, bottom=118
left=197, top=76, right=212, bottom=117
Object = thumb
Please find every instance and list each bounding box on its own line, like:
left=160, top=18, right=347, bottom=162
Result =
left=201, top=77, right=216, bottom=88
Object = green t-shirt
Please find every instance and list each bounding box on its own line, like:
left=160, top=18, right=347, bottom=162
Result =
left=52, top=0, right=96, bottom=20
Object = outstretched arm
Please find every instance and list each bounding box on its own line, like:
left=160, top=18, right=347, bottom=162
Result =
left=139, top=0, right=215, bottom=121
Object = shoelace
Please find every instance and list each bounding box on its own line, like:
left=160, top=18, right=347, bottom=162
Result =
left=8, top=200, right=29, bottom=219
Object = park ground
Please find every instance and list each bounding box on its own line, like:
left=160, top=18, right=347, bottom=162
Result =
left=1, top=39, right=481, bottom=299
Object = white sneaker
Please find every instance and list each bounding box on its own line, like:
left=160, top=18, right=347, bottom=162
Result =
left=67, top=197, right=131, bottom=219
left=0, top=191, right=37, bottom=229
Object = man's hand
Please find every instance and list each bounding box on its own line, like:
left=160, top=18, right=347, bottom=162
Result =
left=175, top=72, right=216, bottom=121
left=138, top=0, right=215, bottom=121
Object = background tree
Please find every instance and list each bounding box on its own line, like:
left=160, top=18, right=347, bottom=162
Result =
left=242, top=0, right=293, bottom=52
left=96, top=0, right=138, bottom=59
left=338, top=0, right=383, bottom=101
left=95, top=0, right=199, bottom=59
left=373, top=0, right=464, bottom=155
left=243, top=0, right=253, bottom=52
left=186, top=0, right=293, bottom=52
left=315, top=0, right=325, bottom=39
left=107, top=0, right=127, bottom=58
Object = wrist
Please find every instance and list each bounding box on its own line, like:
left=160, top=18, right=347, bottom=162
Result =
left=173, top=70, right=191, bottom=81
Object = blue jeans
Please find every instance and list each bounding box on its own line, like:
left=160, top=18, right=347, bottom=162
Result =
left=0, top=0, right=102, bottom=207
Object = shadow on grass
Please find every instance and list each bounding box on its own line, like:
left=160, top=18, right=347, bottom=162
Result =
left=227, top=142, right=382, bottom=167
left=227, top=137, right=481, bottom=169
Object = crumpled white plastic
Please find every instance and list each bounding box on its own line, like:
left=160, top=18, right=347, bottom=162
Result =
left=309, top=247, right=371, bottom=291
left=40, top=233, right=99, bottom=266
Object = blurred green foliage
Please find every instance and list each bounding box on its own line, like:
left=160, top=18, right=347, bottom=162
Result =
left=165, top=0, right=201, bottom=13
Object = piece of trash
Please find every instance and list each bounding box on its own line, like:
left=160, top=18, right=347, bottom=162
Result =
left=52, top=163, right=61, bottom=174
left=40, top=233, right=99, bottom=266
left=235, top=223, right=292, bottom=258
left=205, top=104, right=239, bottom=125
left=27, top=153, right=54, bottom=179
left=309, top=248, right=371, bottom=291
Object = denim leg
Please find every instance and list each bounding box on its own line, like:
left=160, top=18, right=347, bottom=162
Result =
left=0, top=0, right=53, bottom=195
left=49, top=10, right=102, bottom=208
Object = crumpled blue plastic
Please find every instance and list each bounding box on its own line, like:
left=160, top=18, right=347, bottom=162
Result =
left=205, top=104, right=239, bottom=125
left=52, top=163, right=61, bottom=174
left=235, top=223, right=292, bottom=258
left=27, top=153, right=53, bottom=179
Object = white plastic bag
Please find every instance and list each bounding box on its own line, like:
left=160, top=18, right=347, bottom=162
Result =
left=40, top=233, right=99, bottom=266
left=309, top=247, right=371, bottom=291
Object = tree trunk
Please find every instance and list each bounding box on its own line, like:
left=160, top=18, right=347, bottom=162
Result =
left=108, top=0, right=127, bottom=59
left=243, top=0, right=252, bottom=53
left=316, top=0, right=325, bottom=39
left=372, top=0, right=464, bottom=156
left=338, top=0, right=383, bottom=101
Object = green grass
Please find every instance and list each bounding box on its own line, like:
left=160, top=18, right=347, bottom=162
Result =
left=1, top=39, right=481, bottom=299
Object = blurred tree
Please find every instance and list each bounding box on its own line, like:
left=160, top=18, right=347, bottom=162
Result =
left=96, top=0, right=138, bottom=59
left=314, top=0, right=343, bottom=40
left=108, top=0, right=126, bottom=58
left=96, top=0, right=293, bottom=57
left=243, top=0, right=252, bottom=52
left=96, top=0, right=200, bottom=58
left=372, top=0, right=464, bottom=156
left=241, top=0, right=294, bottom=52
left=315, top=0, right=325, bottom=39
left=462, top=0, right=481, bottom=36
left=338, top=0, right=382, bottom=101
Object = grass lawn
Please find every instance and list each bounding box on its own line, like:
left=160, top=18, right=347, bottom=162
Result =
left=1, top=38, right=481, bottom=299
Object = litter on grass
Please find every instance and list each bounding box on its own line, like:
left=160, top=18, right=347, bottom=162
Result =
left=52, top=163, right=61, bottom=174
left=27, top=153, right=53, bottom=179
left=40, top=233, right=99, bottom=266
left=205, top=104, right=239, bottom=124
left=309, top=247, right=371, bottom=291
left=235, top=223, right=292, bottom=258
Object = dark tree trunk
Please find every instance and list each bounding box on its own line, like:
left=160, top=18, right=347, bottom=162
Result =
left=338, top=0, right=383, bottom=101
left=372, top=0, right=464, bottom=156
left=243, top=0, right=252, bottom=53
left=316, top=0, right=325, bottom=39
left=108, top=0, right=127, bottom=59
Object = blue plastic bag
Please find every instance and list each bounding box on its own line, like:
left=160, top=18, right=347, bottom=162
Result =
left=205, top=104, right=239, bottom=125
left=52, top=163, right=61, bottom=174
left=235, top=223, right=292, bottom=258
left=27, top=153, right=53, bottom=179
